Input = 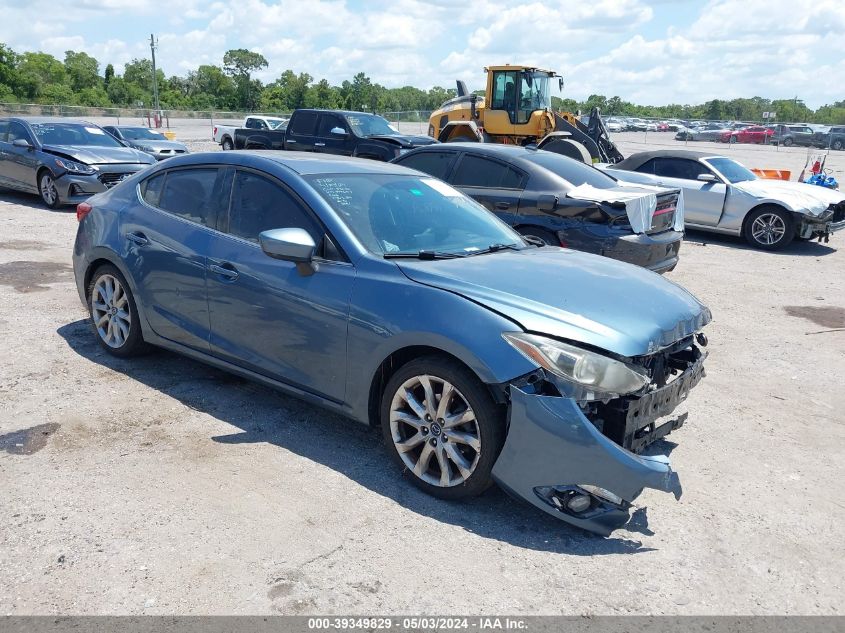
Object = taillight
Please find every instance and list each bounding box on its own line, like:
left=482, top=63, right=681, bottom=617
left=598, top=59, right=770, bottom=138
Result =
left=213, top=126, right=217, bottom=135
left=76, top=202, right=92, bottom=222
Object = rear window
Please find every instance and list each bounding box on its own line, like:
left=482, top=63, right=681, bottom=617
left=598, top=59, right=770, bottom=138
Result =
left=451, top=155, right=524, bottom=189
left=521, top=150, right=618, bottom=189
left=142, top=168, right=226, bottom=227
left=396, top=151, right=457, bottom=181
left=0, top=120, right=8, bottom=142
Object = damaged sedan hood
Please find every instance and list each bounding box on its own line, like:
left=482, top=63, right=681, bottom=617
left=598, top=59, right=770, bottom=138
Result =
left=366, top=134, right=438, bottom=148
left=42, top=144, right=154, bottom=166
left=396, top=247, right=711, bottom=358
left=731, top=179, right=845, bottom=216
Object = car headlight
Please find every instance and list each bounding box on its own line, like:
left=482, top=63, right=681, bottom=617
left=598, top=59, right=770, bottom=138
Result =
left=54, top=158, right=96, bottom=175
left=502, top=332, right=649, bottom=396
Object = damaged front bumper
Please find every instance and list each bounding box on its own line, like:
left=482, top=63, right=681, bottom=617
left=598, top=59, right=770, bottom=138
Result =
left=491, top=353, right=706, bottom=536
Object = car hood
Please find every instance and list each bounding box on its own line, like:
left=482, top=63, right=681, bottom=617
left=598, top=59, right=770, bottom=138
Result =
left=41, top=144, right=154, bottom=166
left=395, top=247, right=711, bottom=358
left=367, top=134, right=438, bottom=148
left=128, top=139, right=187, bottom=151
left=731, top=179, right=845, bottom=215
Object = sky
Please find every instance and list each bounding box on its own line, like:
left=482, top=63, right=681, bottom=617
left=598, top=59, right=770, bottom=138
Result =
left=0, top=0, right=843, bottom=108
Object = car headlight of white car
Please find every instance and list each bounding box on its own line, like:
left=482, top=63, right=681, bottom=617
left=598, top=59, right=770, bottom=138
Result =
left=503, top=332, right=649, bottom=397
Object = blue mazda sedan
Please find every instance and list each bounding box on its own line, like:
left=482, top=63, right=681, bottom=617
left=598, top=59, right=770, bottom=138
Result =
left=72, top=151, right=711, bottom=535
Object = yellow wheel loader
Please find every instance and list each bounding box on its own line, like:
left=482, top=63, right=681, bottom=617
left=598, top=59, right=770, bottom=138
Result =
left=428, top=65, right=623, bottom=164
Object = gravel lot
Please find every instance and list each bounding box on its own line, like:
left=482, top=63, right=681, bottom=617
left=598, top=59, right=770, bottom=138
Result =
left=0, top=132, right=843, bottom=616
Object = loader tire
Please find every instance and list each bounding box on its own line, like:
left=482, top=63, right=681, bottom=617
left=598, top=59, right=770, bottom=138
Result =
left=539, top=138, right=592, bottom=164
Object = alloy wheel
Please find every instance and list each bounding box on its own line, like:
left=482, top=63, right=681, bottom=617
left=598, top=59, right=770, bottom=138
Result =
left=40, top=174, right=58, bottom=206
left=389, top=374, right=481, bottom=487
left=751, top=213, right=786, bottom=246
left=91, top=274, right=132, bottom=348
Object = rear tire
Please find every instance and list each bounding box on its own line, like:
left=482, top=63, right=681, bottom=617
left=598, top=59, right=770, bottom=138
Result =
left=744, top=206, right=794, bottom=251
left=782, top=137, right=793, bottom=147
left=832, top=139, right=843, bottom=151
left=221, top=137, right=234, bottom=151
left=380, top=356, right=504, bottom=500
left=539, top=138, right=592, bottom=163
left=87, top=264, right=149, bottom=357
left=446, top=134, right=477, bottom=143
left=517, top=226, right=560, bottom=246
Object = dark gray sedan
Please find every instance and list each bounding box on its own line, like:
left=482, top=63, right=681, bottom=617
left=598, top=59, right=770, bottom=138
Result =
left=72, top=151, right=712, bottom=535
left=393, top=143, right=684, bottom=273
left=0, top=117, right=155, bottom=208
left=102, top=125, right=189, bottom=160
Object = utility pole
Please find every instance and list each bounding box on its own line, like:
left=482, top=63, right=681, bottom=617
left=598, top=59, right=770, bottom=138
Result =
left=149, top=34, right=160, bottom=121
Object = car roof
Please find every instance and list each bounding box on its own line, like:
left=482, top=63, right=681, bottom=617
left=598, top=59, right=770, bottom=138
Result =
left=4, top=116, right=96, bottom=125
left=295, top=109, right=381, bottom=117
left=165, top=150, right=417, bottom=176
left=614, top=149, right=723, bottom=170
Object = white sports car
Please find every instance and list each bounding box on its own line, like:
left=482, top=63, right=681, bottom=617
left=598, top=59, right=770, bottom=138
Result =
left=601, top=150, right=845, bottom=250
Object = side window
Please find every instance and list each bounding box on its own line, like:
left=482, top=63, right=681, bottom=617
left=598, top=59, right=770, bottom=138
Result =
left=155, top=168, right=224, bottom=227
left=451, top=155, right=523, bottom=189
left=227, top=170, right=320, bottom=244
left=8, top=122, right=32, bottom=143
left=635, top=158, right=657, bottom=175
left=0, top=120, right=8, bottom=142
left=141, top=172, right=166, bottom=207
left=653, top=158, right=707, bottom=180
left=245, top=118, right=265, bottom=129
left=317, top=114, right=344, bottom=137
left=289, top=112, right=318, bottom=136
left=397, top=151, right=457, bottom=180
left=490, top=71, right=518, bottom=113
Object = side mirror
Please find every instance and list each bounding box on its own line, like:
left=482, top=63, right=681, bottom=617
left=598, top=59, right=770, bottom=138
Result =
left=12, top=138, right=32, bottom=149
left=537, top=194, right=558, bottom=212
left=259, top=228, right=316, bottom=264
left=697, top=173, right=717, bottom=183
left=330, top=127, right=347, bottom=136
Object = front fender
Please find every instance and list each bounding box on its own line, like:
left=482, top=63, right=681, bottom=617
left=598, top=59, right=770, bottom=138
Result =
left=492, top=387, right=681, bottom=536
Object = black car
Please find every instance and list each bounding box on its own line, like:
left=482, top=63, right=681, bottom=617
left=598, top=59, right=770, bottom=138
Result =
left=233, top=109, right=438, bottom=161
left=393, top=143, right=684, bottom=273
left=0, top=117, right=155, bottom=208
left=813, top=126, right=845, bottom=151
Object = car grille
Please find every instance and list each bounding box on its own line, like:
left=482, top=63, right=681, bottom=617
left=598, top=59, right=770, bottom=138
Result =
left=649, top=194, right=677, bottom=232
left=98, top=172, right=132, bottom=188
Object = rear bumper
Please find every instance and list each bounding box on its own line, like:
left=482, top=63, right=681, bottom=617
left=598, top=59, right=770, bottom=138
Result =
left=601, top=229, right=684, bottom=274
left=492, top=387, right=682, bottom=536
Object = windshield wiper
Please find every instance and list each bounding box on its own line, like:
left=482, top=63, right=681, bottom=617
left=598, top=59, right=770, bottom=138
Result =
left=466, top=243, right=522, bottom=256
left=383, top=250, right=466, bottom=260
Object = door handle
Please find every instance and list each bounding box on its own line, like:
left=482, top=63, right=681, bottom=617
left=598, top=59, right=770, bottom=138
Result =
left=287, top=139, right=297, bottom=144
left=495, top=201, right=512, bottom=210
left=314, top=142, right=326, bottom=147
left=126, top=232, right=149, bottom=246
left=208, top=263, right=239, bottom=281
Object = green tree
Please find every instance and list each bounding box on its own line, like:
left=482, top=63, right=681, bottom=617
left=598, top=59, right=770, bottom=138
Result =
left=64, top=50, right=100, bottom=92
left=222, top=48, right=268, bottom=110
left=305, top=78, right=338, bottom=109
left=0, top=42, right=19, bottom=95
left=16, top=51, right=67, bottom=100
left=104, top=63, right=114, bottom=87
left=77, top=86, right=111, bottom=107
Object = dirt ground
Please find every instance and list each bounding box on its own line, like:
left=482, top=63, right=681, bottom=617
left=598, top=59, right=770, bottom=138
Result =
left=0, top=133, right=844, bottom=616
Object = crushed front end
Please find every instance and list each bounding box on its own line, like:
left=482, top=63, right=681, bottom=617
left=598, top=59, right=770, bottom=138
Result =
left=797, top=201, right=845, bottom=242
left=492, top=332, right=708, bottom=536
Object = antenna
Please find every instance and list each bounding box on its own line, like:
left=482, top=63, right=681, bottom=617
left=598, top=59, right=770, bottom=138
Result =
left=149, top=34, right=161, bottom=117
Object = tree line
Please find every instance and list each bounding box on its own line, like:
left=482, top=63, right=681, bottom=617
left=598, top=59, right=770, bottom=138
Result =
left=1, top=42, right=843, bottom=124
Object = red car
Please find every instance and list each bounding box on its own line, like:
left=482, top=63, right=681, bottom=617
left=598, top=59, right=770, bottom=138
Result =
left=728, top=126, right=774, bottom=144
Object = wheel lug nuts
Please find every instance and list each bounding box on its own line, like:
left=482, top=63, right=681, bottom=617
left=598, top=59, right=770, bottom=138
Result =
left=430, top=438, right=437, bottom=446
left=421, top=426, right=428, bottom=434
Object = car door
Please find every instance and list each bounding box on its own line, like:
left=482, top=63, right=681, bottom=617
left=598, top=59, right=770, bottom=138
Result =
left=0, top=120, right=12, bottom=188
left=121, top=166, right=231, bottom=352
left=643, top=157, right=727, bottom=226
left=205, top=168, right=353, bottom=402
left=314, top=113, right=352, bottom=156
left=448, top=153, right=525, bottom=226
left=285, top=111, right=318, bottom=152
left=1, top=121, right=41, bottom=191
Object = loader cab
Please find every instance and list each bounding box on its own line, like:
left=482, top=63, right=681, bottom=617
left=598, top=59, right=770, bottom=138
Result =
left=487, top=67, right=562, bottom=126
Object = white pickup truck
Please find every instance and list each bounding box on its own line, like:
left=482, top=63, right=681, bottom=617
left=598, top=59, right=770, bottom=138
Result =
left=212, top=115, right=289, bottom=150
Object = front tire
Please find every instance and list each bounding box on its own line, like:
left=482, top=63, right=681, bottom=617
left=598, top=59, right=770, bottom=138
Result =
left=38, top=170, right=60, bottom=209
left=380, top=356, right=504, bottom=500
left=832, top=139, right=843, bottom=151
left=782, top=137, right=793, bottom=147
left=518, top=226, right=560, bottom=246
left=744, top=206, right=794, bottom=250
left=87, top=264, right=148, bottom=357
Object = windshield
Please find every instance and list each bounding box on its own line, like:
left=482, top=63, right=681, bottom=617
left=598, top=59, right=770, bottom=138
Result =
left=31, top=123, right=123, bottom=147
left=704, top=157, right=757, bottom=184
left=120, top=127, right=166, bottom=141
left=306, top=173, right=524, bottom=256
left=522, top=150, right=619, bottom=189
left=520, top=73, right=555, bottom=111
left=345, top=114, right=397, bottom=137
